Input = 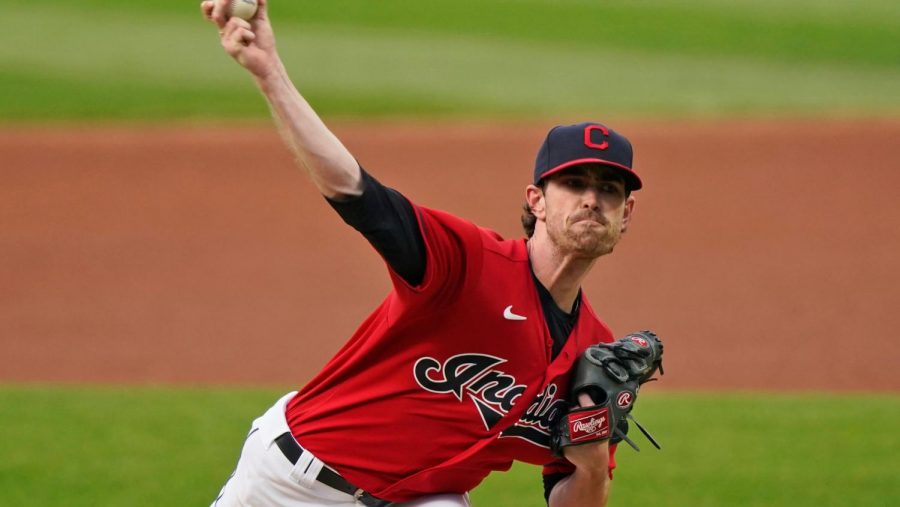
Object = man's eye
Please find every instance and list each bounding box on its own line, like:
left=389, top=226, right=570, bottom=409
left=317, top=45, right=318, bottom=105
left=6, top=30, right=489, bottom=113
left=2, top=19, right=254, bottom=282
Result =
left=565, top=179, right=586, bottom=188
left=599, top=183, right=623, bottom=195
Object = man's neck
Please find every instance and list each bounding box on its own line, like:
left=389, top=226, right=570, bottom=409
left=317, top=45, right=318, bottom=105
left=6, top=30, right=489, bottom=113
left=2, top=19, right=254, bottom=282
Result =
left=527, top=237, right=597, bottom=313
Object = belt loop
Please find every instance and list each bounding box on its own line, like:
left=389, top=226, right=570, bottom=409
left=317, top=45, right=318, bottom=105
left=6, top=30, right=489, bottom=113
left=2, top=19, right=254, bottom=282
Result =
left=289, top=448, right=323, bottom=488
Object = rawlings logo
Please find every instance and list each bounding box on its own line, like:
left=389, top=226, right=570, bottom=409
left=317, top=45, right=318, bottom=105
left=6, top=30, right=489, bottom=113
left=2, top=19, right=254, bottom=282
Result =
left=616, top=391, right=634, bottom=409
left=414, top=354, right=526, bottom=430
left=573, top=417, right=606, bottom=434
left=630, top=335, right=649, bottom=348
left=569, top=408, right=610, bottom=442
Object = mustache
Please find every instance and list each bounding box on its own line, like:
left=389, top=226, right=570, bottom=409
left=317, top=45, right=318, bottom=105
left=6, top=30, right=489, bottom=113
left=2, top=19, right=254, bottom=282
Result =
left=569, top=211, right=608, bottom=225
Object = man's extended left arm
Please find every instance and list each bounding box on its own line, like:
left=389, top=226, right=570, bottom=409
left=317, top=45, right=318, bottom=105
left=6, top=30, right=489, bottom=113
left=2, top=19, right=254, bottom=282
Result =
left=548, top=331, right=665, bottom=506
left=548, top=393, right=612, bottom=507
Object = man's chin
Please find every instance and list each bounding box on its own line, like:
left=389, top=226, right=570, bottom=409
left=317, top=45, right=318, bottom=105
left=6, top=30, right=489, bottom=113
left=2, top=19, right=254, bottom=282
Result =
left=581, top=244, right=616, bottom=259
left=571, top=235, right=618, bottom=258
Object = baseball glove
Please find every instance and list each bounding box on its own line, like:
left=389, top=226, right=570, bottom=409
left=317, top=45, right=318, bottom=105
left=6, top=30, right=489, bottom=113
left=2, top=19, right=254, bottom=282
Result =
left=550, top=331, right=664, bottom=457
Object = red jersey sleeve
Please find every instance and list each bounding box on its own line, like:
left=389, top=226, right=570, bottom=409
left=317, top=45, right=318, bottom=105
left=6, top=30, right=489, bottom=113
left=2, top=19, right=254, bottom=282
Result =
left=385, top=204, right=483, bottom=306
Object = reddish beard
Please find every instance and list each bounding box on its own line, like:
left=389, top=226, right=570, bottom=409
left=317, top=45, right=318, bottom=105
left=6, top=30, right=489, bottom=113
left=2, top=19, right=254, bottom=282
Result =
left=545, top=210, right=623, bottom=258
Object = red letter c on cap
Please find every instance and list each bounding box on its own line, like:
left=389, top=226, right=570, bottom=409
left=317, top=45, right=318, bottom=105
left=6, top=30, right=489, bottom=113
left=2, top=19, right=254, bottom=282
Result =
left=584, top=125, right=609, bottom=150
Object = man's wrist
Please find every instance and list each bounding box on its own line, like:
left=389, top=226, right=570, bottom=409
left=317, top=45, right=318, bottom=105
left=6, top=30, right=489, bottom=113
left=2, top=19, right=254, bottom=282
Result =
left=563, top=438, right=611, bottom=479
left=254, top=60, right=288, bottom=91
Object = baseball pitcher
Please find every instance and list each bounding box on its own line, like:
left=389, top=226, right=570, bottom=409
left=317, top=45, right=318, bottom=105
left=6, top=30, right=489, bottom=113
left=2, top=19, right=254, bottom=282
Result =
left=201, top=1, right=663, bottom=506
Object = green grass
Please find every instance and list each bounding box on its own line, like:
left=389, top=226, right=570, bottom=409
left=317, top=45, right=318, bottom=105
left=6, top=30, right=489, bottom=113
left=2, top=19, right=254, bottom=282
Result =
left=474, top=393, right=900, bottom=507
left=0, top=386, right=277, bottom=507
left=1, top=0, right=898, bottom=120
left=0, top=386, right=897, bottom=506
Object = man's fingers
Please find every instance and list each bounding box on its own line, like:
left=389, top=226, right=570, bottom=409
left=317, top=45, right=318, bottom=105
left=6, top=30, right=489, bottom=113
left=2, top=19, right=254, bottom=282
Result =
left=221, top=23, right=256, bottom=52
left=256, top=0, right=268, bottom=20
left=221, top=17, right=253, bottom=42
left=577, top=392, right=595, bottom=407
left=209, top=0, right=229, bottom=28
left=235, top=28, right=256, bottom=45
left=200, top=1, right=214, bottom=19
left=228, top=17, right=253, bottom=31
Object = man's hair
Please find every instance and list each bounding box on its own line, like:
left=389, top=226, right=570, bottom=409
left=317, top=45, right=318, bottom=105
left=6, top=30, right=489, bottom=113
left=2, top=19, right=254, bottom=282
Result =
left=521, top=180, right=546, bottom=238
left=521, top=202, right=539, bottom=238
left=520, top=168, right=631, bottom=238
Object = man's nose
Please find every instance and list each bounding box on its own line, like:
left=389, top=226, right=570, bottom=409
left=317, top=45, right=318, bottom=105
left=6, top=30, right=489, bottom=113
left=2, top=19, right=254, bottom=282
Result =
left=581, top=188, right=602, bottom=210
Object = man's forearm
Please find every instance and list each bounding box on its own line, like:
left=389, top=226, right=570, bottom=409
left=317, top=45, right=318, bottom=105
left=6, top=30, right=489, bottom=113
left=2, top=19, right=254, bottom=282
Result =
left=255, top=64, right=362, bottom=199
left=548, top=466, right=610, bottom=507
left=549, top=437, right=611, bottom=507
left=204, top=0, right=360, bottom=199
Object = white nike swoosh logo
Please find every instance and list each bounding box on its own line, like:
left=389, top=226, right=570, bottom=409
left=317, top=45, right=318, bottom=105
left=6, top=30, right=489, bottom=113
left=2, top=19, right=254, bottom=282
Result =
left=503, top=305, right=527, bottom=321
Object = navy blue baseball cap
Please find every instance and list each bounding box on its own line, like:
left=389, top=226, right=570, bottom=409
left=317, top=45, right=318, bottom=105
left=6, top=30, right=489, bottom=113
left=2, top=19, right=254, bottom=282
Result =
left=534, top=122, right=642, bottom=191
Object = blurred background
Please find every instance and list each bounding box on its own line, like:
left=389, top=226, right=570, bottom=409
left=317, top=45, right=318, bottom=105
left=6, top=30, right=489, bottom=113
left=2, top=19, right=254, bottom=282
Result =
left=2, top=1, right=898, bottom=505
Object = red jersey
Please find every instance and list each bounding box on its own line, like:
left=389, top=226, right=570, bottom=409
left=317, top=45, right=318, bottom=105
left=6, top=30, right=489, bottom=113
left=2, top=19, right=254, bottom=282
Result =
left=285, top=205, right=617, bottom=502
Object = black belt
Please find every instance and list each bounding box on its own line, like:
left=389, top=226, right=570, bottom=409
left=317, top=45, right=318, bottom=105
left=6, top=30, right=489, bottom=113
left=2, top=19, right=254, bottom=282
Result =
left=274, top=432, right=392, bottom=507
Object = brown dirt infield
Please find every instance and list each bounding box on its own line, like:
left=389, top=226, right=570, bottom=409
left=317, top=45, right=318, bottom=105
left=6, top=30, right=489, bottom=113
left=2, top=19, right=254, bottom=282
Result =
left=2, top=119, right=899, bottom=391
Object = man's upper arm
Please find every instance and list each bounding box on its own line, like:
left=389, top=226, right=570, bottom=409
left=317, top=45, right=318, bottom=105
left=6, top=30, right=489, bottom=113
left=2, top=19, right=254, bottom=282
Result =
left=326, top=168, right=427, bottom=286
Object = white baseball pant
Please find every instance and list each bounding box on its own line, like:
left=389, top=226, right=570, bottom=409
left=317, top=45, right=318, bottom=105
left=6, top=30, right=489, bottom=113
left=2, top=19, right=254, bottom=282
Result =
left=211, top=392, right=470, bottom=507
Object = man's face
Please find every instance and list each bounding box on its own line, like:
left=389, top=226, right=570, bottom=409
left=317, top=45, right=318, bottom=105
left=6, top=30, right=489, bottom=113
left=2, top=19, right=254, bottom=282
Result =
left=535, top=166, right=635, bottom=258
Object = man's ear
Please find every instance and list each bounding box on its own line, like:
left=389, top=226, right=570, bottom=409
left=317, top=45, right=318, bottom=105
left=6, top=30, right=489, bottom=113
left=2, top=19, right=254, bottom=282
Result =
left=525, top=184, right=546, bottom=220
left=621, top=195, right=636, bottom=232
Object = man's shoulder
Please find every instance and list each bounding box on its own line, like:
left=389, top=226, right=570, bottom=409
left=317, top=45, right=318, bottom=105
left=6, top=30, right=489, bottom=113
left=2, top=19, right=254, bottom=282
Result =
left=416, top=206, right=479, bottom=232
left=480, top=231, right=527, bottom=262
left=417, top=206, right=526, bottom=260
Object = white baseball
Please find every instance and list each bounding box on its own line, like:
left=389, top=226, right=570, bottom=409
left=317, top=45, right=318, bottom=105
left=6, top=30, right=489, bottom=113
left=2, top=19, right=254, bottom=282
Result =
left=228, top=0, right=258, bottom=21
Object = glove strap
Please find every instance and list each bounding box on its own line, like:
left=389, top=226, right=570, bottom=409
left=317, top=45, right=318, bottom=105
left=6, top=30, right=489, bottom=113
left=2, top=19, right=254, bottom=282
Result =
left=626, top=413, right=662, bottom=450
left=565, top=406, right=612, bottom=443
